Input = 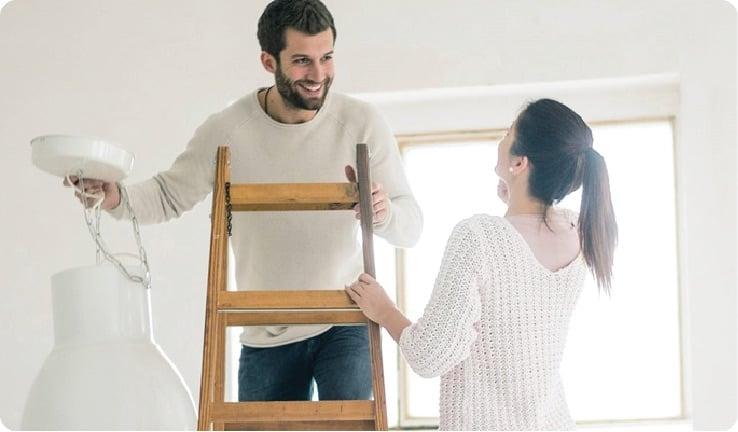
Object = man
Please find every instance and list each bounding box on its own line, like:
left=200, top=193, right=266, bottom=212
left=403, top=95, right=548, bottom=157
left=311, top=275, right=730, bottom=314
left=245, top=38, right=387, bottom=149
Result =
left=71, top=0, right=422, bottom=401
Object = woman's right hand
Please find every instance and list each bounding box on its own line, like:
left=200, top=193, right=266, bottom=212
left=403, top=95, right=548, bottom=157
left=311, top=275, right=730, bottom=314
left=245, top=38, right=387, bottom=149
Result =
left=345, top=273, right=397, bottom=324
left=496, top=179, right=509, bottom=204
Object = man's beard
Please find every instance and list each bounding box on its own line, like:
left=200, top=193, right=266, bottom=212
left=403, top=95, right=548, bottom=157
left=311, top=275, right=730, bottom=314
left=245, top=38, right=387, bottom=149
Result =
left=274, top=64, right=332, bottom=111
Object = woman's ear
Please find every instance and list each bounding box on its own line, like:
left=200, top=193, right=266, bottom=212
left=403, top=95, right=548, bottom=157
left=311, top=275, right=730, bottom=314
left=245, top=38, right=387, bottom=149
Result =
left=509, top=155, right=529, bottom=176
left=519, top=155, right=531, bottom=172
left=260, top=52, right=277, bottom=74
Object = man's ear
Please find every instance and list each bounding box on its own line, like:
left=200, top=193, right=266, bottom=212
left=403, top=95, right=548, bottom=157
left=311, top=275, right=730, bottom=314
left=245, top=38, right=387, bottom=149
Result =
left=260, top=52, right=278, bottom=74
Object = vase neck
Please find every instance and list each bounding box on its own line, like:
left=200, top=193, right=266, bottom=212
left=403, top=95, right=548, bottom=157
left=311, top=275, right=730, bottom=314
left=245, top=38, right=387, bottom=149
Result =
left=51, top=264, right=153, bottom=347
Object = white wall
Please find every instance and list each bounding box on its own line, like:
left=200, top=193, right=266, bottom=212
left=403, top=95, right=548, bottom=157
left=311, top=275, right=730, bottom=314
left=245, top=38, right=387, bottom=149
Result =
left=0, top=0, right=734, bottom=429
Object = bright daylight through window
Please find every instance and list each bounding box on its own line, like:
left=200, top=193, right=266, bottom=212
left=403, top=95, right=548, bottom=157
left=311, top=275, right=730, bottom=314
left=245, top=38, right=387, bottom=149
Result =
left=373, top=120, right=682, bottom=426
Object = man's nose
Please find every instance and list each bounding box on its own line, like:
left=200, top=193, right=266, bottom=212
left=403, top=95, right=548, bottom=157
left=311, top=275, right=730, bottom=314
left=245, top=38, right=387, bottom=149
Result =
left=306, top=62, right=326, bottom=83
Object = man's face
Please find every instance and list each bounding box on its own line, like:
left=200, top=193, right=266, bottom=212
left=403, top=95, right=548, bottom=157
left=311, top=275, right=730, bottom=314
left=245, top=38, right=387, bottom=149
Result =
left=274, top=27, right=335, bottom=111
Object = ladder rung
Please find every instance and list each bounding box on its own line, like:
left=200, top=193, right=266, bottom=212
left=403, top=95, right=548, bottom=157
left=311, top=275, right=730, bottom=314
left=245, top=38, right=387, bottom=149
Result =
left=223, top=310, right=368, bottom=326
left=218, top=290, right=358, bottom=310
left=229, top=183, right=358, bottom=211
left=209, top=401, right=375, bottom=422
left=223, top=420, right=375, bottom=430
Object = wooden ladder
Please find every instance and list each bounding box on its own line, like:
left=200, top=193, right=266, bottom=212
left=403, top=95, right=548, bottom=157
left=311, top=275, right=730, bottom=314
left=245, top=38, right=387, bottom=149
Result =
left=197, top=145, right=388, bottom=431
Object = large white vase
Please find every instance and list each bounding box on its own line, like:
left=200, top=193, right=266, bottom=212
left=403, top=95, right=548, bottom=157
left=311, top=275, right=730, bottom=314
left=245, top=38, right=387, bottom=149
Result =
left=21, top=264, right=196, bottom=430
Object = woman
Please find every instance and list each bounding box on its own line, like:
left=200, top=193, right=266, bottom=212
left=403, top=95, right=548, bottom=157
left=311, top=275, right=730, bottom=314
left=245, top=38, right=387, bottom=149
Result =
left=346, top=99, right=617, bottom=430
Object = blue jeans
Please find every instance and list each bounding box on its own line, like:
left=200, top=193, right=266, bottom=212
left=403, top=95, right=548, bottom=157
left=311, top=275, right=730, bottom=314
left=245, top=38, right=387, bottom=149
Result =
left=238, top=325, right=373, bottom=401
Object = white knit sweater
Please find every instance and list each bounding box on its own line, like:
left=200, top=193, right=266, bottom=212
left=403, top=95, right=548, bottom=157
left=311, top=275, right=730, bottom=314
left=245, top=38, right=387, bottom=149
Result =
left=399, top=214, right=586, bottom=430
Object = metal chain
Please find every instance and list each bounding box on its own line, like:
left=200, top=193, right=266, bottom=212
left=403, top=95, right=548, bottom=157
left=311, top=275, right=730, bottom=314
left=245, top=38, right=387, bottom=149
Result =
left=120, top=186, right=152, bottom=288
left=72, top=171, right=152, bottom=290
left=225, top=182, right=232, bottom=237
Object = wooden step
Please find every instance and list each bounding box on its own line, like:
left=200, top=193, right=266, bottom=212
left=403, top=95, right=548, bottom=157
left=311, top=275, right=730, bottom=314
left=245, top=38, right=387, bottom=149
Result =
left=229, top=183, right=358, bottom=211
left=217, top=290, right=358, bottom=310
left=210, top=401, right=374, bottom=423
left=223, top=419, right=374, bottom=430
left=223, top=310, right=368, bottom=326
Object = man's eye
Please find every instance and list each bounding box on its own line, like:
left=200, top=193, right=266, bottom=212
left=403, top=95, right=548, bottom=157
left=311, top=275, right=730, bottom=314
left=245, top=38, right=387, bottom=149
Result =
left=294, top=58, right=310, bottom=65
left=322, top=55, right=333, bottom=62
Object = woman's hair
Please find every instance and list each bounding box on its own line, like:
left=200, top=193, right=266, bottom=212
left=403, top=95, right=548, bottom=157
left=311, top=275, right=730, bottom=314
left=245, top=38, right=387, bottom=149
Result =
left=511, top=98, right=618, bottom=292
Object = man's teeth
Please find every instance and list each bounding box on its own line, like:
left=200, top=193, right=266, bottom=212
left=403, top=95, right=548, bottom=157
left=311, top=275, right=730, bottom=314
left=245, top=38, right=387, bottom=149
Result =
left=302, top=84, right=321, bottom=92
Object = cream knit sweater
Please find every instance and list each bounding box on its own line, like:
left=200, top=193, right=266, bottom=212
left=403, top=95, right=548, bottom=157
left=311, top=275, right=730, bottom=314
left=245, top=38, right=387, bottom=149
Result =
left=110, top=89, right=422, bottom=347
left=399, top=213, right=585, bottom=430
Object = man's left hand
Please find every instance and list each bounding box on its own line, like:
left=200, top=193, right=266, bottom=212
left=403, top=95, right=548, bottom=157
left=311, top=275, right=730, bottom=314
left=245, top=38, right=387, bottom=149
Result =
left=345, top=165, right=390, bottom=225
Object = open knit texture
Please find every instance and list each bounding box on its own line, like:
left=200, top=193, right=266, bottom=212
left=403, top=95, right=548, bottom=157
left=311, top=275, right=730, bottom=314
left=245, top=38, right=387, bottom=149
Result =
left=399, top=213, right=586, bottom=430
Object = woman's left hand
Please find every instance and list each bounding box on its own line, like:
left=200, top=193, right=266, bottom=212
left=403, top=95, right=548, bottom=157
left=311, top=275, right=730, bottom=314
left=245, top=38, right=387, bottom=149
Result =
left=345, top=273, right=397, bottom=324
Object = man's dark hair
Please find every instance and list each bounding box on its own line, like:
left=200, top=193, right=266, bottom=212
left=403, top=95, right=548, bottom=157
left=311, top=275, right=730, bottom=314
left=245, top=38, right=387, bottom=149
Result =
left=257, top=0, right=336, bottom=60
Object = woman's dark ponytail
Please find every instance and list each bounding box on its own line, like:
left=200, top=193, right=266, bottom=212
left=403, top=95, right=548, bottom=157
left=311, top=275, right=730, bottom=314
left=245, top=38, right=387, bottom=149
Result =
left=579, top=149, right=618, bottom=293
left=512, top=99, right=618, bottom=292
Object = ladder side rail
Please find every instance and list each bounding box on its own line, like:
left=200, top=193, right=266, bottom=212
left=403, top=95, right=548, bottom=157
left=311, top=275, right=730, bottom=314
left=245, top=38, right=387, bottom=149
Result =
left=356, top=143, right=388, bottom=431
left=198, top=146, right=231, bottom=431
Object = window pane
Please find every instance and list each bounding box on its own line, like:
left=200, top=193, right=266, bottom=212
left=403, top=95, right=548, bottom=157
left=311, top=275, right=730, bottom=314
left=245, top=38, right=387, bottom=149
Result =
left=560, top=121, right=682, bottom=421
left=396, top=121, right=682, bottom=424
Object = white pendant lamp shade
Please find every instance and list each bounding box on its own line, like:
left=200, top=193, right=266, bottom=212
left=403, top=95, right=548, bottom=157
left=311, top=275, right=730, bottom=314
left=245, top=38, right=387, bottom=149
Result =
left=30, top=135, right=134, bottom=182
left=21, top=264, right=196, bottom=430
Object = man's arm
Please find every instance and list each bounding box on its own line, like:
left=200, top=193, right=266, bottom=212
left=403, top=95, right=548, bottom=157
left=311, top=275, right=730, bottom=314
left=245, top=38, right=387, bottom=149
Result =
left=105, top=114, right=226, bottom=224
left=361, top=105, right=423, bottom=248
left=64, top=114, right=224, bottom=224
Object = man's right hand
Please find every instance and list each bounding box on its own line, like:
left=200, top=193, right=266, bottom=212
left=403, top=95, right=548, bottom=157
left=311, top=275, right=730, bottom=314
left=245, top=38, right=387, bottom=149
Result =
left=63, top=176, right=121, bottom=210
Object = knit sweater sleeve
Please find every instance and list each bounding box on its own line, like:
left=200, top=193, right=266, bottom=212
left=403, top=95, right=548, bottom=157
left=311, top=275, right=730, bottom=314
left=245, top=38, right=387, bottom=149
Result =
left=363, top=105, right=423, bottom=248
left=108, top=114, right=225, bottom=224
left=399, top=218, right=484, bottom=378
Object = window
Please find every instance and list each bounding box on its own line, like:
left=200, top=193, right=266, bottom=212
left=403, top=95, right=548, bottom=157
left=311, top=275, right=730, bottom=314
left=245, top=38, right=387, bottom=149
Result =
left=376, top=120, right=684, bottom=427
